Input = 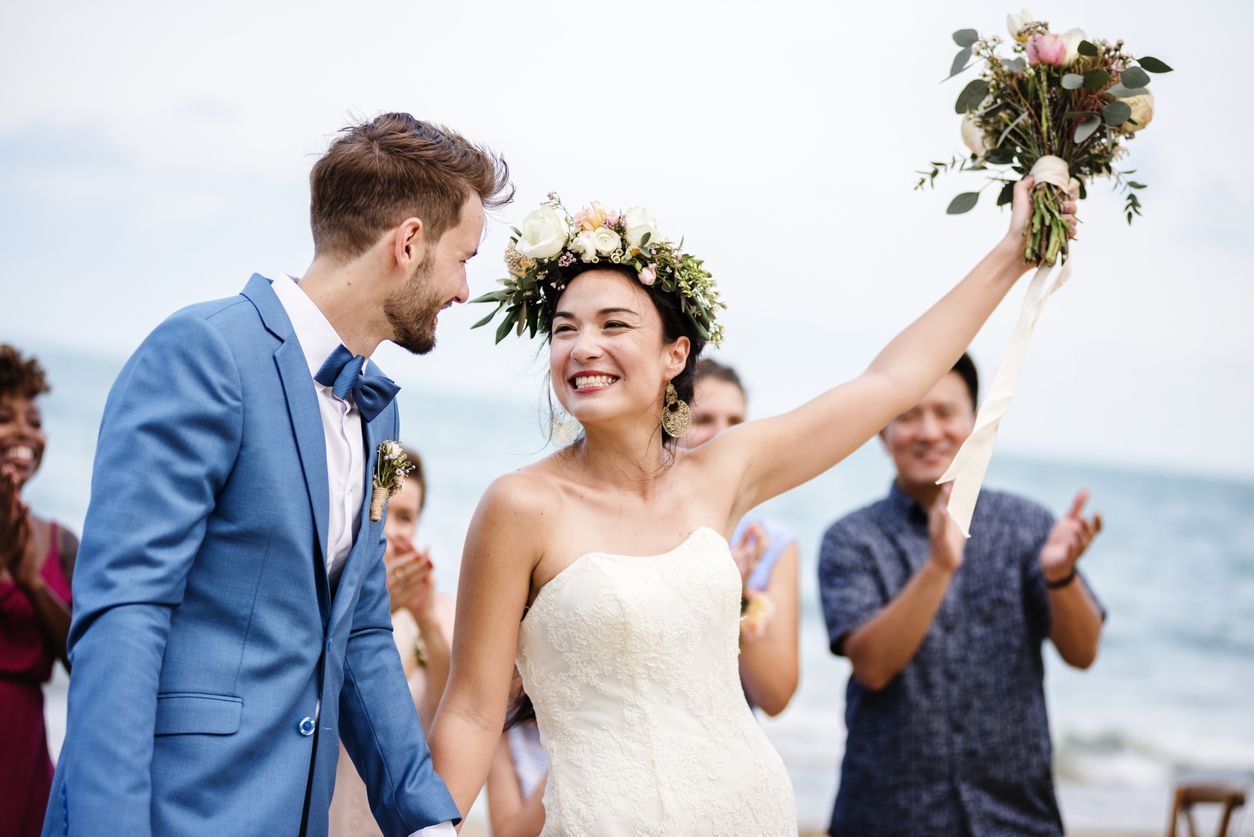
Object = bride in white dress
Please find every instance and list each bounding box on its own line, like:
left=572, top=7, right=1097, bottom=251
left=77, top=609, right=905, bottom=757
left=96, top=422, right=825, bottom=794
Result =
left=428, top=181, right=1072, bottom=834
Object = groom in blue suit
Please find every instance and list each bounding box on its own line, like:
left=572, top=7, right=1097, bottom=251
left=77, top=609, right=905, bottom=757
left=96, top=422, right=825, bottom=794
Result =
left=44, top=114, right=511, bottom=836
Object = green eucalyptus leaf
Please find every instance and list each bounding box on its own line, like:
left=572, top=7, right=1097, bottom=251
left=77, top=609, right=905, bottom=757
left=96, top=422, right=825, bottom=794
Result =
left=1077, top=40, right=1099, bottom=57
left=954, top=79, right=989, bottom=114
left=640, top=231, right=651, bottom=246
left=1062, top=73, right=1084, bottom=90
left=947, top=47, right=973, bottom=79
left=952, top=28, right=978, bottom=47
left=986, top=147, right=1015, bottom=165
left=947, top=192, right=980, bottom=214
left=1121, top=66, right=1151, bottom=89
left=471, top=305, right=502, bottom=329
left=996, top=181, right=1015, bottom=207
left=1107, top=83, right=1149, bottom=99
left=1074, top=115, right=1101, bottom=144
left=1138, top=56, right=1173, bottom=73
left=494, top=311, right=516, bottom=344
left=1083, top=70, right=1111, bottom=90
left=1102, top=101, right=1132, bottom=126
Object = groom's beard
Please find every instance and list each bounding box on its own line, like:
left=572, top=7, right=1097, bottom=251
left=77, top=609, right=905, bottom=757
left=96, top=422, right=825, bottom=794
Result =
left=385, top=258, right=443, bottom=355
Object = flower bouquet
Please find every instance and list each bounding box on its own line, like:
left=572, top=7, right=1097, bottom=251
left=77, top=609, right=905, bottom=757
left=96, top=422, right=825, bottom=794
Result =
left=917, top=9, right=1171, bottom=266
left=917, top=11, right=1171, bottom=537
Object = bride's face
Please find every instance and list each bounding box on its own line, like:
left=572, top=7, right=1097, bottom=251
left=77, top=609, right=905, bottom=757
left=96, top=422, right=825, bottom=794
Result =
left=549, top=269, right=688, bottom=429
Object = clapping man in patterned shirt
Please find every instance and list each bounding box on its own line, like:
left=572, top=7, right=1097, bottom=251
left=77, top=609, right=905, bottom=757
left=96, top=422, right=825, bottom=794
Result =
left=818, top=353, right=1105, bottom=836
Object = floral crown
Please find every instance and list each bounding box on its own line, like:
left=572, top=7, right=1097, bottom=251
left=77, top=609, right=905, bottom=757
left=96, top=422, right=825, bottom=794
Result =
left=470, top=193, right=725, bottom=347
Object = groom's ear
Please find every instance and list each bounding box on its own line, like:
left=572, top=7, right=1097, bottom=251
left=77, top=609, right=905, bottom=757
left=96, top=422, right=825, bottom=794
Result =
left=392, top=217, right=427, bottom=272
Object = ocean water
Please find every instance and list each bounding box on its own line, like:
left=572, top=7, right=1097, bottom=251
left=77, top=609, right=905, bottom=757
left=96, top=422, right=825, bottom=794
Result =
left=23, top=343, right=1254, bottom=834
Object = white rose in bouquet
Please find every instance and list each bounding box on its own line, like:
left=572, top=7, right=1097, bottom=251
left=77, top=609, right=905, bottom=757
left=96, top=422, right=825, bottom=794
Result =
left=1060, top=28, right=1087, bottom=65
left=961, top=114, right=989, bottom=156
left=623, top=206, right=661, bottom=249
left=592, top=227, right=622, bottom=256
left=1122, top=90, right=1154, bottom=132
left=515, top=206, right=569, bottom=259
left=1006, top=8, right=1035, bottom=43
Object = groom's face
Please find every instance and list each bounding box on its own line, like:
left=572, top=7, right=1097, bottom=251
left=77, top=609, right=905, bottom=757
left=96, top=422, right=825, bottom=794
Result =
left=386, top=193, right=484, bottom=354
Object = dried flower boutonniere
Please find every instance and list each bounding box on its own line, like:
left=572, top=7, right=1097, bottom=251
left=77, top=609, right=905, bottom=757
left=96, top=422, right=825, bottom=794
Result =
left=370, top=440, right=413, bottom=522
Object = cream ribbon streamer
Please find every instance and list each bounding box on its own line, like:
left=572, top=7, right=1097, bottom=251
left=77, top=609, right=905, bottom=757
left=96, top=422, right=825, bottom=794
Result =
left=937, top=155, right=1075, bottom=537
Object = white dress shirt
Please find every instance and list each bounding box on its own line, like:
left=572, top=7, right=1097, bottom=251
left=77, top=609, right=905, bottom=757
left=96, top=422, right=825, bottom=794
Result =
left=271, top=274, right=365, bottom=576
left=270, top=276, right=455, bottom=837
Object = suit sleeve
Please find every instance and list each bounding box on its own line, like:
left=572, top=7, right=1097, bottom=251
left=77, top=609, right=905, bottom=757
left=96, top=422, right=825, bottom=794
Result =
left=55, top=312, right=243, bottom=835
left=339, top=408, right=461, bottom=834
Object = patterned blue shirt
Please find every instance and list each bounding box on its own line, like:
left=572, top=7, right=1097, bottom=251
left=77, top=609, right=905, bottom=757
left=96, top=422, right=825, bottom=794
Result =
left=818, top=484, right=1103, bottom=836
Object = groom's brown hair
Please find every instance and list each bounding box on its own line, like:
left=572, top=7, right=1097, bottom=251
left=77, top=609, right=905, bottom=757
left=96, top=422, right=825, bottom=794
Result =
left=310, top=113, right=512, bottom=260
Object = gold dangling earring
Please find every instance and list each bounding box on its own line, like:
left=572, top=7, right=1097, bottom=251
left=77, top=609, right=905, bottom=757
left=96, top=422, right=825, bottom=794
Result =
left=550, top=409, right=581, bottom=446
left=661, top=381, right=691, bottom=438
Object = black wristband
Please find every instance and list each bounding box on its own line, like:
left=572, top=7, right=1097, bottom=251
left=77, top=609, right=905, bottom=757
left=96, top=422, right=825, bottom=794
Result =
left=1045, top=567, right=1077, bottom=590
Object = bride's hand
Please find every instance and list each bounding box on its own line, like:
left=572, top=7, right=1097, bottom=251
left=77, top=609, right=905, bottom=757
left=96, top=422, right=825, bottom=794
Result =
left=1003, top=176, right=1080, bottom=260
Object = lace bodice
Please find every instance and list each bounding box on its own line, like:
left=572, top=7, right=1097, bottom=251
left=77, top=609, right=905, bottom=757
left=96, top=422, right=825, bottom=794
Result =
left=517, top=527, right=796, bottom=836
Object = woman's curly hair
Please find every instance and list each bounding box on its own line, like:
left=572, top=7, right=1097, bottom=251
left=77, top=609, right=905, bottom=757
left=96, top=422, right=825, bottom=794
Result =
left=0, top=344, right=51, bottom=400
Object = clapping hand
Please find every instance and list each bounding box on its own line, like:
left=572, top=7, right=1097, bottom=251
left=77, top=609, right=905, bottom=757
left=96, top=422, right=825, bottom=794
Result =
left=927, top=484, right=967, bottom=574
left=731, top=521, right=769, bottom=588
left=1, top=463, right=33, bottom=582
left=1040, top=489, right=1103, bottom=583
left=386, top=534, right=437, bottom=620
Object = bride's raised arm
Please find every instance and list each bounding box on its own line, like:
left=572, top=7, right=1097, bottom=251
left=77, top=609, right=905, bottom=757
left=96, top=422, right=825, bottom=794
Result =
left=709, top=176, right=1071, bottom=516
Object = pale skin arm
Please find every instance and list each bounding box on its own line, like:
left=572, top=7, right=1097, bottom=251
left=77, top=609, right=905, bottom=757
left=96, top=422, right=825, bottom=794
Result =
left=701, top=178, right=1076, bottom=518
left=842, top=485, right=964, bottom=691
left=427, top=475, right=548, bottom=819
left=486, top=736, right=547, bottom=837
left=738, top=542, right=799, bottom=715
left=1040, top=490, right=1104, bottom=668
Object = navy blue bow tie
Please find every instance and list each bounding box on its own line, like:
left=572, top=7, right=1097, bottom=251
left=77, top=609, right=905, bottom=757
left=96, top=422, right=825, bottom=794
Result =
left=314, top=344, right=400, bottom=423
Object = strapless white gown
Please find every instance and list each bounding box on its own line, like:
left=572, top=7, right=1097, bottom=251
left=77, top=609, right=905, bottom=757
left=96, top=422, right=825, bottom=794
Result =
left=517, top=527, right=797, bottom=836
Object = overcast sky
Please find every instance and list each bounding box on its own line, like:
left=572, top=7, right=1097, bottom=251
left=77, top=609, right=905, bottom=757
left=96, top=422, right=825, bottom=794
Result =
left=2, top=0, right=1251, bottom=478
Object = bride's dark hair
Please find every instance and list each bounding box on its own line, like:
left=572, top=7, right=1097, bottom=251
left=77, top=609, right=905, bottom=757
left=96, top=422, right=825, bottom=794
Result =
left=544, top=265, right=706, bottom=446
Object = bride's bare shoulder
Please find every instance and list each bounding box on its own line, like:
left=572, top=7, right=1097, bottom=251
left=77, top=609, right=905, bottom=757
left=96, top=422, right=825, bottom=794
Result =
left=474, top=462, right=565, bottom=533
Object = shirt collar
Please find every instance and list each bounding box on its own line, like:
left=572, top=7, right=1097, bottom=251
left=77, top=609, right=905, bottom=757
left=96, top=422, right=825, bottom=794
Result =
left=887, top=480, right=929, bottom=525
left=270, top=274, right=350, bottom=381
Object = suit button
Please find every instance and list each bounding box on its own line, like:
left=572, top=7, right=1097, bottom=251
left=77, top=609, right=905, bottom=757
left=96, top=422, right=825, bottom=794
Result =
left=299, top=717, right=316, bottom=736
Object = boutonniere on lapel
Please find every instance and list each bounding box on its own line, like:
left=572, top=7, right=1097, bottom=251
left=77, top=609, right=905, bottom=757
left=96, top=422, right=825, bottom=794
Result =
left=370, top=440, right=414, bottom=522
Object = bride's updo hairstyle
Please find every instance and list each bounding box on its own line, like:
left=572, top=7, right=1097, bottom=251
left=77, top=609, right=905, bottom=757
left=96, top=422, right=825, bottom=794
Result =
left=472, top=194, right=725, bottom=445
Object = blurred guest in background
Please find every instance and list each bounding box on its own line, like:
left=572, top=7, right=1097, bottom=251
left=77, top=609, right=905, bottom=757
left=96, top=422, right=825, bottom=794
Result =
left=818, top=352, right=1105, bottom=836
left=684, top=358, right=799, bottom=716
left=330, top=446, right=455, bottom=836
left=0, top=344, right=77, bottom=837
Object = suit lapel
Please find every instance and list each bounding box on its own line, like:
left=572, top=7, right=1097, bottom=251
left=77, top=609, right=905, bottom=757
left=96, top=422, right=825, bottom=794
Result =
left=242, top=274, right=332, bottom=618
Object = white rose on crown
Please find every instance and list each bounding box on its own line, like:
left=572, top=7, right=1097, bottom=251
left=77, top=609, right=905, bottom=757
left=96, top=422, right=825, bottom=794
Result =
left=592, top=227, right=622, bottom=256
left=515, top=206, right=569, bottom=259
left=571, top=230, right=600, bottom=263
left=623, top=206, right=661, bottom=249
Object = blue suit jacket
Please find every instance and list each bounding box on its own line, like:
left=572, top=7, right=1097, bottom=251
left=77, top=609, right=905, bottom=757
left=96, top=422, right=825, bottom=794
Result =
left=44, top=275, right=460, bottom=836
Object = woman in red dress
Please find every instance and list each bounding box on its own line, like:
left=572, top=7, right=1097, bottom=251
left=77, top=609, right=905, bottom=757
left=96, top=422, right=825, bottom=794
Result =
left=0, top=344, right=75, bottom=837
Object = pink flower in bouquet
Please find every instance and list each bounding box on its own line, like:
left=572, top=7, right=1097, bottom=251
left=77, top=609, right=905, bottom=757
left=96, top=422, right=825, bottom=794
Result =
left=639, top=265, right=657, bottom=286
left=1027, top=33, right=1067, bottom=67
